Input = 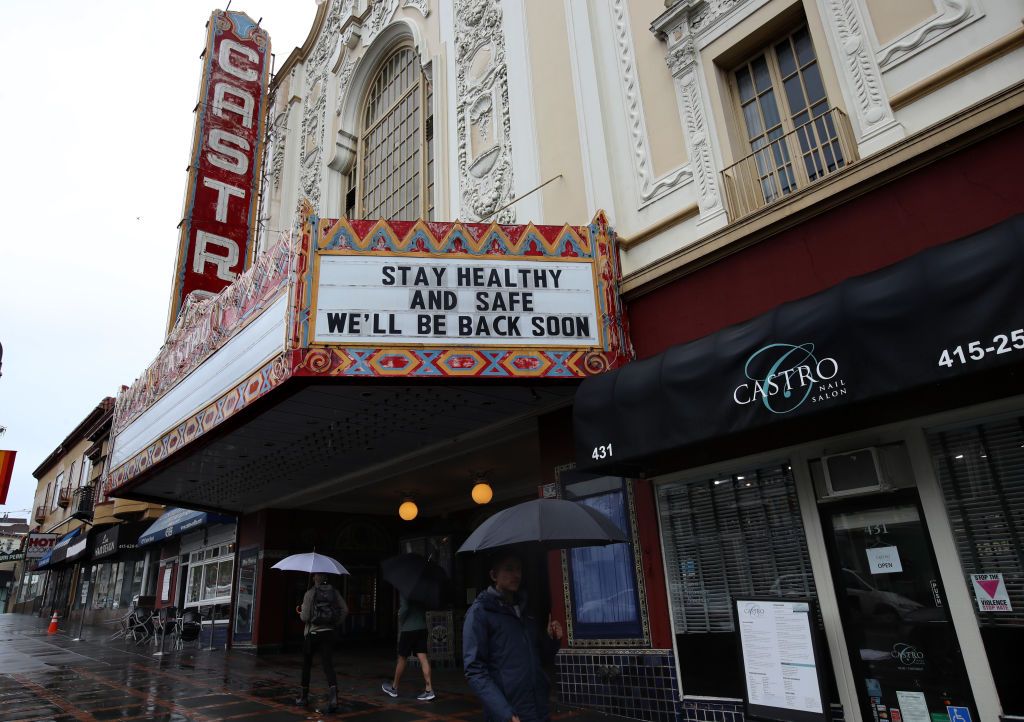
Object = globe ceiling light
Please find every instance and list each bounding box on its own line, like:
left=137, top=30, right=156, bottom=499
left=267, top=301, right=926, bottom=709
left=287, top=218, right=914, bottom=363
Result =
left=471, top=481, right=493, bottom=505
left=398, top=497, right=418, bottom=521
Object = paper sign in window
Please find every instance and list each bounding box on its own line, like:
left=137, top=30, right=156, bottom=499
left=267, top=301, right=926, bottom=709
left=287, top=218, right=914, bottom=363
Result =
left=866, top=546, right=903, bottom=574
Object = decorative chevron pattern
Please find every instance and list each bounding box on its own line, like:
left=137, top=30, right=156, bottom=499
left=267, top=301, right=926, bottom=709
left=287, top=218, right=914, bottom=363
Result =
left=317, top=217, right=592, bottom=257
left=293, top=346, right=611, bottom=379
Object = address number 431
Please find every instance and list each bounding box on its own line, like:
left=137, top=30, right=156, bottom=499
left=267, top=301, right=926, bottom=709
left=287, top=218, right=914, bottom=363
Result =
left=592, top=444, right=613, bottom=460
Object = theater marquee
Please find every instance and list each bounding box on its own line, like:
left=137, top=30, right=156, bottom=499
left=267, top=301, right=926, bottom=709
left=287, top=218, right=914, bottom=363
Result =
left=290, top=213, right=631, bottom=378
left=313, top=256, right=600, bottom=347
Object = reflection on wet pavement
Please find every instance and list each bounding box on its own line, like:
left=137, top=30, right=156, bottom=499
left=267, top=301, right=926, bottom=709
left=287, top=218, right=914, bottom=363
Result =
left=0, top=614, right=630, bottom=721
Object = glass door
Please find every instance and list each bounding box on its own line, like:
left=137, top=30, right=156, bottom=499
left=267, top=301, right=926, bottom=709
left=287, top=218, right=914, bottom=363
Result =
left=822, top=493, right=978, bottom=722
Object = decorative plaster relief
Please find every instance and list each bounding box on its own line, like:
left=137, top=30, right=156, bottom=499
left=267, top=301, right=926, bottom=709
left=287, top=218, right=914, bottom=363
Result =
left=362, top=0, right=428, bottom=47
left=455, top=0, right=515, bottom=222
left=334, top=56, right=358, bottom=117
left=674, top=49, right=722, bottom=215
left=298, top=0, right=349, bottom=214
left=270, top=109, right=288, bottom=193
left=610, top=0, right=691, bottom=206
left=820, top=0, right=897, bottom=137
left=402, top=0, right=430, bottom=17
left=652, top=9, right=723, bottom=218
left=688, top=0, right=745, bottom=34
left=363, top=0, right=398, bottom=46
left=876, top=0, right=975, bottom=69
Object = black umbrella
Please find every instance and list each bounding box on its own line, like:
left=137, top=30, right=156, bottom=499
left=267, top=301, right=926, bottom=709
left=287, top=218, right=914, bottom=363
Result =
left=457, top=498, right=627, bottom=553
left=381, top=553, right=450, bottom=609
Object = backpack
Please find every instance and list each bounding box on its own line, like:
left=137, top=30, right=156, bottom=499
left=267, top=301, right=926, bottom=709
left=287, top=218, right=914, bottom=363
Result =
left=311, top=585, right=342, bottom=626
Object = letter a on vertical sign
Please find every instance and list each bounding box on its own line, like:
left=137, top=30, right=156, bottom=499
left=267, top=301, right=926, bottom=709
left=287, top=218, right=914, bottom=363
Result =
left=166, top=11, right=270, bottom=333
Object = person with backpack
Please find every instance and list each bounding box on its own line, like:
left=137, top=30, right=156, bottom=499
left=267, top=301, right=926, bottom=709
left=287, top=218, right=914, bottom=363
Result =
left=295, top=573, right=347, bottom=712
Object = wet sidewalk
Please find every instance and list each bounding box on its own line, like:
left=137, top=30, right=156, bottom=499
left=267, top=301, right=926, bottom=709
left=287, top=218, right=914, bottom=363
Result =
left=0, top=614, right=635, bottom=722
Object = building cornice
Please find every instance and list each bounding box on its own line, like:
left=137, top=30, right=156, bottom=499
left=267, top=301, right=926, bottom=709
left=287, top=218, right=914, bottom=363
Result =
left=891, top=25, right=1024, bottom=110
left=32, top=397, right=115, bottom=479
left=272, top=0, right=332, bottom=89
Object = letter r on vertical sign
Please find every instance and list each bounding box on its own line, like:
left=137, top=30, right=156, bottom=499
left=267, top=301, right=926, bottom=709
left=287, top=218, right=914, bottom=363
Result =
left=193, top=230, right=240, bottom=281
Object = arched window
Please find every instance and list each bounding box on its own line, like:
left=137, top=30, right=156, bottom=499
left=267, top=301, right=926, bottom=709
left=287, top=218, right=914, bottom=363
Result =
left=347, top=46, right=433, bottom=221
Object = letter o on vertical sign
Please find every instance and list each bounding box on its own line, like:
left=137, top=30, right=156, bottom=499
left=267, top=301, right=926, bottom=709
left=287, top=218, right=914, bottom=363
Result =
left=166, top=11, right=271, bottom=333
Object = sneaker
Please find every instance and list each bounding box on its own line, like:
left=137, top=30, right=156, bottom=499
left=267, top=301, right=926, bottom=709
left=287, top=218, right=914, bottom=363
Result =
left=381, top=682, right=398, bottom=698
left=417, top=690, right=436, bottom=701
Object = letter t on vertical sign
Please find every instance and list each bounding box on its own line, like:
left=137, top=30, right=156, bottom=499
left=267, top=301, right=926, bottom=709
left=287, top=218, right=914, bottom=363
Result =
left=165, top=11, right=270, bottom=334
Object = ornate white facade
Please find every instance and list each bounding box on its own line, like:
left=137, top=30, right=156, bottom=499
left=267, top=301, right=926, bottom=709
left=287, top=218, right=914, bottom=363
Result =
left=264, top=0, right=1024, bottom=276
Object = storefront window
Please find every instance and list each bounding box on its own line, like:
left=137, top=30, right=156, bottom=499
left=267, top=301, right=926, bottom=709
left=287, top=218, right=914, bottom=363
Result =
left=929, top=415, right=1024, bottom=715
left=117, top=560, right=144, bottom=607
left=233, top=549, right=259, bottom=643
left=657, top=463, right=817, bottom=697
left=563, top=473, right=641, bottom=640
left=19, top=573, right=45, bottom=602
left=91, top=562, right=127, bottom=610
left=185, top=545, right=233, bottom=607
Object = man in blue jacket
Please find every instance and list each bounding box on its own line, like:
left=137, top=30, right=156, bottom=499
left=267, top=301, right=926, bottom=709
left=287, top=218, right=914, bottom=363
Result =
left=463, top=552, right=563, bottom=722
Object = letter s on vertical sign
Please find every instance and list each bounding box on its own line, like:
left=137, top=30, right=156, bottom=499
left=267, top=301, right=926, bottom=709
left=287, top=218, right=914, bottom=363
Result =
left=208, top=129, right=250, bottom=174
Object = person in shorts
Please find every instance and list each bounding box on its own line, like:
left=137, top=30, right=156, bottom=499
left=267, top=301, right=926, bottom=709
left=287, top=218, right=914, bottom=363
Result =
left=381, top=595, right=435, bottom=701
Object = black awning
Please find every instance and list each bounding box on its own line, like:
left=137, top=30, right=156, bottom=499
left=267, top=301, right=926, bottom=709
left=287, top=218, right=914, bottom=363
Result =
left=575, top=215, right=1024, bottom=475
left=92, top=522, right=148, bottom=561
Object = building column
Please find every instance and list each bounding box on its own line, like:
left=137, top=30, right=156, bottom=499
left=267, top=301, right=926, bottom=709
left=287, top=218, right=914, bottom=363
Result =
left=661, top=17, right=727, bottom=227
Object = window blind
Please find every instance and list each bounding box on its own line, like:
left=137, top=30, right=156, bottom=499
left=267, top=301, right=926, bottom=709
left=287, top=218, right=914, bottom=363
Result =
left=657, top=464, right=817, bottom=633
left=928, top=416, right=1024, bottom=626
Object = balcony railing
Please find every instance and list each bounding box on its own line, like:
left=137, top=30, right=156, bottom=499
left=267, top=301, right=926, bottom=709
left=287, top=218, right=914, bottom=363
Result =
left=71, top=485, right=94, bottom=521
left=721, top=107, right=858, bottom=220
left=34, top=505, right=46, bottom=523
left=57, top=485, right=71, bottom=508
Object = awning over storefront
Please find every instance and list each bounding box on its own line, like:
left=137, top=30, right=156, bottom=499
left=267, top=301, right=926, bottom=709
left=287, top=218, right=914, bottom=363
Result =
left=574, top=214, right=1024, bottom=476
left=93, top=522, right=147, bottom=560
left=138, top=508, right=234, bottom=547
left=64, top=530, right=90, bottom=564
left=39, top=528, right=82, bottom=568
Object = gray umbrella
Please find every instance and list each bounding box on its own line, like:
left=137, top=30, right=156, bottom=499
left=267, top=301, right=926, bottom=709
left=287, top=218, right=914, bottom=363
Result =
left=457, top=498, right=627, bottom=553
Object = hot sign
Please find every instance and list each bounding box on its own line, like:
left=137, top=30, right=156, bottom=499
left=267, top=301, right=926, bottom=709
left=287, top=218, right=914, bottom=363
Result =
left=166, top=10, right=270, bottom=332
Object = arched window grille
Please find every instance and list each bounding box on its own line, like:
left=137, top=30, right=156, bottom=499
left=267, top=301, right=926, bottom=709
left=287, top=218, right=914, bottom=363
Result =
left=348, top=46, right=434, bottom=221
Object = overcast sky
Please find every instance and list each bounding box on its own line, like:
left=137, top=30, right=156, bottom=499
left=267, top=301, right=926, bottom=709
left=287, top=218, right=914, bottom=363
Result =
left=0, top=1, right=317, bottom=518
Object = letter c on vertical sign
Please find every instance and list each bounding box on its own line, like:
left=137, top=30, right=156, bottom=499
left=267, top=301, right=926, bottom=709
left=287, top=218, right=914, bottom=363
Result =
left=218, top=39, right=259, bottom=82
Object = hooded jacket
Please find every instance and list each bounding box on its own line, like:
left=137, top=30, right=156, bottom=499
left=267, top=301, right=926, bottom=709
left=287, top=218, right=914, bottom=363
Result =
left=463, top=587, right=560, bottom=722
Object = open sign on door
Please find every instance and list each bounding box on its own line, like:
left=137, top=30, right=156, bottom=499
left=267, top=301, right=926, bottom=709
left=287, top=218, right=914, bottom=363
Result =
left=866, top=546, right=903, bottom=574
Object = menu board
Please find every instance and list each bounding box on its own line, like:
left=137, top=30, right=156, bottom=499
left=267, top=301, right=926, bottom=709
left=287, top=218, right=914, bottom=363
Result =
left=735, top=598, right=829, bottom=722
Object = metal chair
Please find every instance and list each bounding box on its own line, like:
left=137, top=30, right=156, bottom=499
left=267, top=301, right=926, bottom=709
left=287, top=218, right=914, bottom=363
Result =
left=175, top=609, right=202, bottom=650
left=125, top=605, right=155, bottom=645
left=152, top=606, right=177, bottom=650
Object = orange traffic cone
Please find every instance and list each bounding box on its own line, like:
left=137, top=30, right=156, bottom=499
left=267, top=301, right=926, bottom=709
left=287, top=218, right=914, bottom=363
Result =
left=47, top=611, right=59, bottom=635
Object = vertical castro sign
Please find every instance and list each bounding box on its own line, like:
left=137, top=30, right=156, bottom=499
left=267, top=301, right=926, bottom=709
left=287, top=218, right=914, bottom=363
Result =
left=167, top=10, right=270, bottom=333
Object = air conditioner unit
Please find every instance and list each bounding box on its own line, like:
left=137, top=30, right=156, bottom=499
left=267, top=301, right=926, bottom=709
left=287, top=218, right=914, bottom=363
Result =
left=822, top=447, right=885, bottom=497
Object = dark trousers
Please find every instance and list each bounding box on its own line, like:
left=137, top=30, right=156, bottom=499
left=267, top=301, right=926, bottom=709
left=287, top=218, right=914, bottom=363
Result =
left=301, top=629, right=337, bottom=688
